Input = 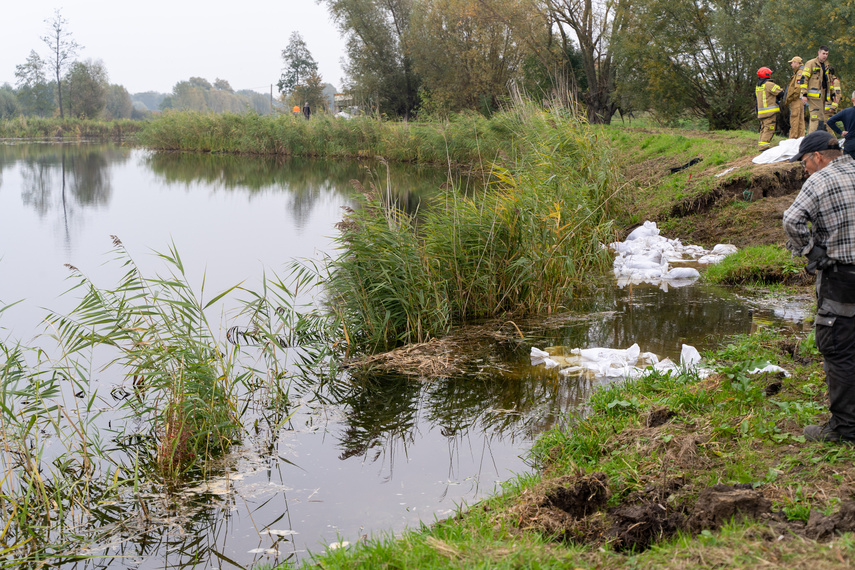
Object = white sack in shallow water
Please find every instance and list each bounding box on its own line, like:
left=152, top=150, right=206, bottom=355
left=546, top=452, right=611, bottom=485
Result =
left=609, top=221, right=736, bottom=289
left=530, top=342, right=788, bottom=382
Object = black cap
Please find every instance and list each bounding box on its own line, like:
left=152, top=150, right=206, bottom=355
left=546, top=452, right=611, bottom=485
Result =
left=790, top=130, right=840, bottom=162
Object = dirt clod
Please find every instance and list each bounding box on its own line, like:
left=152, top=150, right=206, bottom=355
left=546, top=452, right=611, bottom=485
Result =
left=608, top=503, right=684, bottom=552
left=686, top=484, right=772, bottom=532
left=806, top=501, right=855, bottom=540
left=544, top=472, right=610, bottom=518
left=646, top=407, right=677, bottom=428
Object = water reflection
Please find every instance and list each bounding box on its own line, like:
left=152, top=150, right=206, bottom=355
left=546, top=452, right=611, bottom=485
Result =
left=0, top=142, right=811, bottom=568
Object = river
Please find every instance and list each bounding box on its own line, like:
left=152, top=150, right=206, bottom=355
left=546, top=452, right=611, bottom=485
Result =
left=0, top=141, right=806, bottom=568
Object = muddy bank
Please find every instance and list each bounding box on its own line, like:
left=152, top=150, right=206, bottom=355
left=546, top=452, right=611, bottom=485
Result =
left=504, top=469, right=855, bottom=553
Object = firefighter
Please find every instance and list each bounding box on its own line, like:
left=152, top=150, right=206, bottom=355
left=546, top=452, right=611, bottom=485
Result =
left=800, top=45, right=831, bottom=133
left=825, top=67, right=842, bottom=134
left=756, top=67, right=784, bottom=151
left=786, top=56, right=806, bottom=138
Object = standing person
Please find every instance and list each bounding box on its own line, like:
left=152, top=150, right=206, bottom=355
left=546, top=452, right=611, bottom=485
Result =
left=302, top=101, right=311, bottom=120
left=785, top=56, right=806, bottom=138
left=800, top=45, right=831, bottom=133
left=783, top=130, right=855, bottom=443
left=292, top=104, right=300, bottom=117
left=827, top=91, right=855, bottom=159
left=755, top=67, right=783, bottom=151
left=825, top=67, right=842, bottom=133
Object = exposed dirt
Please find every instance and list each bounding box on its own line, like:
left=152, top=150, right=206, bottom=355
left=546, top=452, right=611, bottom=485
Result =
left=502, top=470, right=855, bottom=553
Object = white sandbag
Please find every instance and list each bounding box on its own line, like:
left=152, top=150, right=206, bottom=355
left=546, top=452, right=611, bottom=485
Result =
left=712, top=244, right=738, bottom=256
left=680, top=344, right=702, bottom=367
left=665, top=267, right=700, bottom=280
left=625, top=221, right=661, bottom=241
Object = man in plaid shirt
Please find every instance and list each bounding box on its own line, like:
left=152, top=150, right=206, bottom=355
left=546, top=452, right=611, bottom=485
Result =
left=784, top=129, right=855, bottom=443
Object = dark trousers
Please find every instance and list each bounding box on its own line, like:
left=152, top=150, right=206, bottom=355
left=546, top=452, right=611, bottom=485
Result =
left=816, top=313, right=855, bottom=438
left=816, top=266, right=855, bottom=439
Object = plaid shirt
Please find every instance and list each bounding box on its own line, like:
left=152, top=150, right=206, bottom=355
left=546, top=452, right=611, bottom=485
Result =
left=783, top=154, right=855, bottom=264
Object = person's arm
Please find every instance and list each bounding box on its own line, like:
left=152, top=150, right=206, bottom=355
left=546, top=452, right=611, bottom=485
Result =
left=828, top=109, right=845, bottom=136
left=783, top=186, right=817, bottom=256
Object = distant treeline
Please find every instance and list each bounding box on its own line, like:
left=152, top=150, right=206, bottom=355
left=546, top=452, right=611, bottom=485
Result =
left=320, top=0, right=855, bottom=129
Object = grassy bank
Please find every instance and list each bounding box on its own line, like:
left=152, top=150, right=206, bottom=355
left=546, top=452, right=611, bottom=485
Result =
left=137, top=110, right=521, bottom=165
left=0, top=116, right=143, bottom=139
left=280, top=325, right=855, bottom=568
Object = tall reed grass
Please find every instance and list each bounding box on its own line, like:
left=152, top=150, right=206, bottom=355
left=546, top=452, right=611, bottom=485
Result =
left=137, top=110, right=511, bottom=165
left=325, top=103, right=624, bottom=352
left=0, top=116, right=142, bottom=139
left=0, top=239, right=331, bottom=565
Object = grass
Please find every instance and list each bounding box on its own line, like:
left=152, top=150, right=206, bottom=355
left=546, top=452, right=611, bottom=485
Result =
left=137, top=110, right=516, bottom=166
left=0, top=116, right=143, bottom=139
left=704, top=245, right=804, bottom=285
left=323, top=103, right=622, bottom=352
left=279, top=325, right=855, bottom=568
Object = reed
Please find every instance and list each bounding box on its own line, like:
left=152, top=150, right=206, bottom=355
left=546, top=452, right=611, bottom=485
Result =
left=136, top=110, right=510, bottom=165
left=325, top=103, right=623, bottom=352
left=0, top=116, right=142, bottom=139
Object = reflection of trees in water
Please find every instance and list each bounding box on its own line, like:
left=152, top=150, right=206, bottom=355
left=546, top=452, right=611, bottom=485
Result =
left=9, top=143, right=127, bottom=216
left=334, top=365, right=593, bottom=475
left=555, top=283, right=751, bottom=358
left=143, top=152, right=450, bottom=228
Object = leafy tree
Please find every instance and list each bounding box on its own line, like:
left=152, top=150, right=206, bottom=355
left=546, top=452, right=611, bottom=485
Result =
left=277, top=32, right=319, bottom=94
left=408, top=0, right=530, bottom=114
left=41, top=9, right=82, bottom=119
left=615, top=0, right=780, bottom=129
left=15, top=50, right=55, bottom=116
left=65, top=59, right=109, bottom=118
left=105, top=84, right=133, bottom=119
left=213, top=78, right=234, bottom=92
left=0, top=84, right=20, bottom=119
left=320, top=0, right=420, bottom=117
left=537, top=0, right=631, bottom=124
left=290, top=71, right=328, bottom=112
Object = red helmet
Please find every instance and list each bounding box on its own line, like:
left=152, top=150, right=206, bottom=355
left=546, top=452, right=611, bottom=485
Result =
left=757, top=67, right=772, bottom=79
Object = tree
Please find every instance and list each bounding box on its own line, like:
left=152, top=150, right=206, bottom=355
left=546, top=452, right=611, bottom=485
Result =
left=105, top=84, right=133, bottom=119
left=277, top=32, right=319, bottom=94
left=213, top=78, right=234, bottom=92
left=537, top=0, right=631, bottom=124
left=408, top=0, right=530, bottom=114
left=0, top=84, right=20, bottom=119
left=291, top=71, right=328, bottom=112
left=15, top=50, right=55, bottom=116
left=320, top=0, right=420, bottom=117
left=614, top=0, right=781, bottom=129
left=41, top=9, right=82, bottom=119
left=65, top=59, right=109, bottom=118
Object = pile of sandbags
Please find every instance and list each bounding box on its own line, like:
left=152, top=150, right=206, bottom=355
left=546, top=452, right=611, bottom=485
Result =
left=530, top=343, right=705, bottom=380
left=609, top=221, right=737, bottom=289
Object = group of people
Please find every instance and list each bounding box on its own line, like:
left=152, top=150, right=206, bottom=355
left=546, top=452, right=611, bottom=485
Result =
left=756, top=46, right=849, bottom=152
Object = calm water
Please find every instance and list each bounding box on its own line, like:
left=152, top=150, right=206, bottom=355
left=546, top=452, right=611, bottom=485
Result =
left=0, top=142, right=802, bottom=568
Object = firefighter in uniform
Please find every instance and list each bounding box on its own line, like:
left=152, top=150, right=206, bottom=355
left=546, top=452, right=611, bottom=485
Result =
left=825, top=67, right=842, bottom=134
left=786, top=56, right=806, bottom=138
left=756, top=67, right=784, bottom=150
left=801, top=45, right=831, bottom=133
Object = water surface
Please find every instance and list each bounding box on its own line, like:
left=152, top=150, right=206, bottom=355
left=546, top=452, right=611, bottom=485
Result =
left=0, top=142, right=803, bottom=567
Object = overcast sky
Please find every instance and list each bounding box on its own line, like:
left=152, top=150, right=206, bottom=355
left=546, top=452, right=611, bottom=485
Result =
left=1, top=1, right=348, bottom=95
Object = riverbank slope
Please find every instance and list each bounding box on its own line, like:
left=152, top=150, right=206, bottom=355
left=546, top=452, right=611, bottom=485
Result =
left=278, top=129, right=855, bottom=569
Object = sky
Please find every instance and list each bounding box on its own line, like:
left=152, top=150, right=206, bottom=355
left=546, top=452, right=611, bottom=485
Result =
left=1, top=1, right=348, bottom=95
